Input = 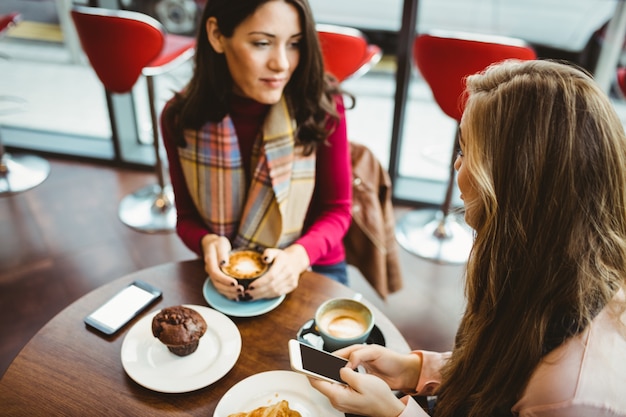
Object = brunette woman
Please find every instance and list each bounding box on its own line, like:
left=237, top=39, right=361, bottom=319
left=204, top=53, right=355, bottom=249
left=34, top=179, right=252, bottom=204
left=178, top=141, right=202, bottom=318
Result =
left=161, top=0, right=352, bottom=301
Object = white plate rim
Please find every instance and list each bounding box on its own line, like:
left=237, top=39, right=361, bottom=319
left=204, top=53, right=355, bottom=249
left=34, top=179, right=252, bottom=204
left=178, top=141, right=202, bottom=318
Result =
left=120, top=304, right=241, bottom=393
left=202, top=278, right=285, bottom=317
left=213, top=370, right=343, bottom=417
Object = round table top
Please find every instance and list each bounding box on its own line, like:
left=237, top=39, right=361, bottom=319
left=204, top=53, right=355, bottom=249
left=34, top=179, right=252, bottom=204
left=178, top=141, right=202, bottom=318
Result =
left=0, top=259, right=409, bottom=416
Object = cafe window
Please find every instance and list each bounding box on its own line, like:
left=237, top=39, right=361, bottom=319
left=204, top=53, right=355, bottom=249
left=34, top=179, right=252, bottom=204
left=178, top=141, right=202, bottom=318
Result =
left=5, top=0, right=625, bottom=207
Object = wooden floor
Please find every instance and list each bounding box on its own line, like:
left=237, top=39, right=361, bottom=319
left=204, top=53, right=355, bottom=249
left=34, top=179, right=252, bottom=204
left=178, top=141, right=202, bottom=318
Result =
left=0, top=155, right=466, bottom=378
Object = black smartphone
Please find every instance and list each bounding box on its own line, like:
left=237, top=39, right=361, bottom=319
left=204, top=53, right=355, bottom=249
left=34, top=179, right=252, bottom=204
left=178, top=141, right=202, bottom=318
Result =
left=289, top=339, right=351, bottom=385
left=84, top=280, right=162, bottom=335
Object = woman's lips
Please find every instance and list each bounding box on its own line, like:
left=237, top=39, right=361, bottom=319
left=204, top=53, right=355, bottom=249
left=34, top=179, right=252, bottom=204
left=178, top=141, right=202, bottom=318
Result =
left=261, top=77, right=286, bottom=88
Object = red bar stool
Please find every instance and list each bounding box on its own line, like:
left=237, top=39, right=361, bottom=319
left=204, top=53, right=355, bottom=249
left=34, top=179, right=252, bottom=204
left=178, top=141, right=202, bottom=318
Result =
left=316, top=24, right=382, bottom=82
left=0, top=12, right=20, bottom=60
left=395, top=30, right=536, bottom=264
left=71, top=6, right=195, bottom=233
left=0, top=11, right=50, bottom=195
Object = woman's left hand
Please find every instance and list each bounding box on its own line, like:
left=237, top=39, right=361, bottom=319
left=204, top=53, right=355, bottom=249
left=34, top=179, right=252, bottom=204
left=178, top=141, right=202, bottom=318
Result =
left=244, top=244, right=309, bottom=300
left=309, top=367, right=406, bottom=417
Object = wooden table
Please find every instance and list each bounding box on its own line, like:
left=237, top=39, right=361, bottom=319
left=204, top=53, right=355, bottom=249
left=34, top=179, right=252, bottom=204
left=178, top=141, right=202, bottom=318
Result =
left=0, top=259, right=409, bottom=416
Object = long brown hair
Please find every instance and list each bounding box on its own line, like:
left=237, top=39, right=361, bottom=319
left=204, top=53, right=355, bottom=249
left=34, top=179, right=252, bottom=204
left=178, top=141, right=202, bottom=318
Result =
left=435, top=60, right=626, bottom=416
left=162, top=0, right=345, bottom=153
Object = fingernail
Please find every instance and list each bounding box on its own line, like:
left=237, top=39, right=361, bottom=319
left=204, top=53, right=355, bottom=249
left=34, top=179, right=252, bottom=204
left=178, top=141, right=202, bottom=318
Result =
left=230, top=282, right=236, bottom=286
left=237, top=287, right=243, bottom=293
left=263, top=256, right=269, bottom=262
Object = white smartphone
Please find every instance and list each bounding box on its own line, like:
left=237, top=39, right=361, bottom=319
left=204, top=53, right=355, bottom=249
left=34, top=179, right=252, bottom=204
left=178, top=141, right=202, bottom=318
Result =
left=84, top=280, right=162, bottom=335
left=288, top=339, right=351, bottom=385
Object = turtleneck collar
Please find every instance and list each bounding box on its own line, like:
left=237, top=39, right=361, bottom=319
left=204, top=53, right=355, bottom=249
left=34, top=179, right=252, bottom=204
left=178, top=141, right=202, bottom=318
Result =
left=229, top=94, right=270, bottom=120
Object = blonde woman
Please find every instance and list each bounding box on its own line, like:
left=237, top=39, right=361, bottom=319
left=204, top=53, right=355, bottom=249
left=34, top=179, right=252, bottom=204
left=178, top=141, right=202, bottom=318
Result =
left=310, top=60, right=626, bottom=416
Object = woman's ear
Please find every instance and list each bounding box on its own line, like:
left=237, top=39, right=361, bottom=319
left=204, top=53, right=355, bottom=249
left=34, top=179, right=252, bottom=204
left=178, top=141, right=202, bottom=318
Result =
left=206, top=17, right=225, bottom=53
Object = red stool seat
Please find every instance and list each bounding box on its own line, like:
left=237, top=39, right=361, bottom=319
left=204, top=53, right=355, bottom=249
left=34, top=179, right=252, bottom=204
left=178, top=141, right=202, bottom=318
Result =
left=317, top=24, right=382, bottom=83
left=0, top=12, right=21, bottom=36
left=413, top=32, right=537, bottom=122
left=71, top=7, right=195, bottom=94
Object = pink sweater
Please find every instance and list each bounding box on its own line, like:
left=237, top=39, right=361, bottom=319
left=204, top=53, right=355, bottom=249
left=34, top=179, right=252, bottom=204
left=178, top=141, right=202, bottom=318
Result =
left=401, top=288, right=626, bottom=416
left=161, top=95, right=352, bottom=266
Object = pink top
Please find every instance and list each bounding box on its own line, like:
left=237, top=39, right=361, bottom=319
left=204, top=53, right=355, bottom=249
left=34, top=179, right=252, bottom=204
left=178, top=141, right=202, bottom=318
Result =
left=400, top=288, right=626, bottom=416
left=161, top=94, right=352, bottom=266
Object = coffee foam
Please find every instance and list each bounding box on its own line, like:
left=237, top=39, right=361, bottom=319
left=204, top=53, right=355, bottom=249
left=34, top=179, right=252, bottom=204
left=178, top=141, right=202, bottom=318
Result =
left=221, top=251, right=267, bottom=279
left=326, top=315, right=367, bottom=338
left=319, top=308, right=368, bottom=339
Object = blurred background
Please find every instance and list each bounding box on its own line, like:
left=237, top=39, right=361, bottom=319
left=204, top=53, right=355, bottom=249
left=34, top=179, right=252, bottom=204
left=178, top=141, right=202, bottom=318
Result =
left=3, top=0, right=626, bottom=207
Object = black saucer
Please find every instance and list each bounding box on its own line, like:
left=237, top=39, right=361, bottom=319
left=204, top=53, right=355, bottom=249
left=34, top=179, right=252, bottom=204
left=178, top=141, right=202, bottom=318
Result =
left=296, top=318, right=386, bottom=352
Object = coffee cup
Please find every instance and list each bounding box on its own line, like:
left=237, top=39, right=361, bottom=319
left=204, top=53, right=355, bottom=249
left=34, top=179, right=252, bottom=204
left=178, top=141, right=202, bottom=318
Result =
left=314, top=297, right=374, bottom=351
left=220, top=248, right=269, bottom=291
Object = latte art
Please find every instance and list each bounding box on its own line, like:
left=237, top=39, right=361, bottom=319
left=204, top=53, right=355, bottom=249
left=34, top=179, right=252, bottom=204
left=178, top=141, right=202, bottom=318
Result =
left=221, top=250, right=268, bottom=279
left=326, top=315, right=367, bottom=338
left=226, top=257, right=264, bottom=278
left=318, top=307, right=369, bottom=339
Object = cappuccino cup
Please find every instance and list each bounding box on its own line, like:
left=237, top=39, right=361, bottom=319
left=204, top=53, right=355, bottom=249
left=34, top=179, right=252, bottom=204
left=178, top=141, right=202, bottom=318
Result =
left=314, top=298, right=374, bottom=351
left=220, top=248, right=269, bottom=291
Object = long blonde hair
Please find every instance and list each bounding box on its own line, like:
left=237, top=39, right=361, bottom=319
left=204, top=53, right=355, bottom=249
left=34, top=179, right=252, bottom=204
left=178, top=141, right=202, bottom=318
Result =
left=435, top=60, right=626, bottom=416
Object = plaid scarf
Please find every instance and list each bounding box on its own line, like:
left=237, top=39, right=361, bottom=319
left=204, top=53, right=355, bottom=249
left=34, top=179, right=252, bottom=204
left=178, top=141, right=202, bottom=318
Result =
left=178, top=97, right=316, bottom=249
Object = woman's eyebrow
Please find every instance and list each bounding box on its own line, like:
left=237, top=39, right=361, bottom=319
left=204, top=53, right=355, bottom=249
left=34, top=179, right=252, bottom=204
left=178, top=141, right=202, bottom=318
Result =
left=248, top=31, right=275, bottom=37
left=247, top=31, right=303, bottom=39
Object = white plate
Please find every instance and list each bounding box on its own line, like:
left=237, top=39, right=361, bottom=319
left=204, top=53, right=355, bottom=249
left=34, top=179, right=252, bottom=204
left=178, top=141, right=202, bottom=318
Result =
left=202, top=278, right=285, bottom=317
left=214, top=370, right=343, bottom=417
left=121, top=304, right=241, bottom=393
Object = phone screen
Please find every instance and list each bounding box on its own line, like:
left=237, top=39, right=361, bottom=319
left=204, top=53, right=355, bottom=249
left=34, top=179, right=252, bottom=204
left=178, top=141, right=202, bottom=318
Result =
left=85, top=281, right=161, bottom=335
left=299, top=342, right=349, bottom=383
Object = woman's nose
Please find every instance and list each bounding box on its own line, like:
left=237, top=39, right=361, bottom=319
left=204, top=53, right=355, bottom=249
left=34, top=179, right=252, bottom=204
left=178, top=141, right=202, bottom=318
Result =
left=453, top=154, right=462, bottom=171
left=269, top=46, right=290, bottom=71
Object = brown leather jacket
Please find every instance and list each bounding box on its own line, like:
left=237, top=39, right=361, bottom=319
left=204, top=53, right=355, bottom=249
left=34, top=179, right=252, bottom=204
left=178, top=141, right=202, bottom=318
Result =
left=343, top=142, right=403, bottom=299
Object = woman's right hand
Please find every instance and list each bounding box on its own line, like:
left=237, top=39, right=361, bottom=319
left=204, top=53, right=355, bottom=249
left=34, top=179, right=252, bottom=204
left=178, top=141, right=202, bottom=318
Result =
left=337, top=344, right=422, bottom=392
left=201, top=234, right=242, bottom=300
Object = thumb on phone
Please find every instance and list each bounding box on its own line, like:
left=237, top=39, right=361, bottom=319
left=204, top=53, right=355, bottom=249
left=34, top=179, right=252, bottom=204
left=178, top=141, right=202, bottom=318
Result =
left=339, top=366, right=359, bottom=386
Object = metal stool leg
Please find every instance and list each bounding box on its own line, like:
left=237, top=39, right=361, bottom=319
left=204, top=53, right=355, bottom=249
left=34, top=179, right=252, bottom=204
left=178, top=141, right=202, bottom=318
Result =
left=395, top=128, right=474, bottom=264
left=0, top=14, right=50, bottom=195
left=0, top=103, right=50, bottom=195
left=118, top=75, right=176, bottom=233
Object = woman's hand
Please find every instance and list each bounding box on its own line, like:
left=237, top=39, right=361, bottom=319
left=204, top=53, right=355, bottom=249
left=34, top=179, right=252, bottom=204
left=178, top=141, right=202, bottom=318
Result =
left=308, top=345, right=422, bottom=417
left=201, top=234, right=242, bottom=300
left=309, top=368, right=405, bottom=417
left=244, top=244, right=310, bottom=300
left=339, top=344, right=422, bottom=392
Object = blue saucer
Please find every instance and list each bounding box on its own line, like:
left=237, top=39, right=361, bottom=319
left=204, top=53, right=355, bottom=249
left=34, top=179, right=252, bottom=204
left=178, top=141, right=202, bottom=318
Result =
left=202, top=278, right=285, bottom=317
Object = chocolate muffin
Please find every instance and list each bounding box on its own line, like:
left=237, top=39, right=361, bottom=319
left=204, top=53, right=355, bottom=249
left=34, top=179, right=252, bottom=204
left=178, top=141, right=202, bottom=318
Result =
left=151, top=306, right=207, bottom=356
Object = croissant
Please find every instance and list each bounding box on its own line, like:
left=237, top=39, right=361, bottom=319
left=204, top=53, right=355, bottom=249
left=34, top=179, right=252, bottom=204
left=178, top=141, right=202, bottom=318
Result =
left=228, top=400, right=302, bottom=417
